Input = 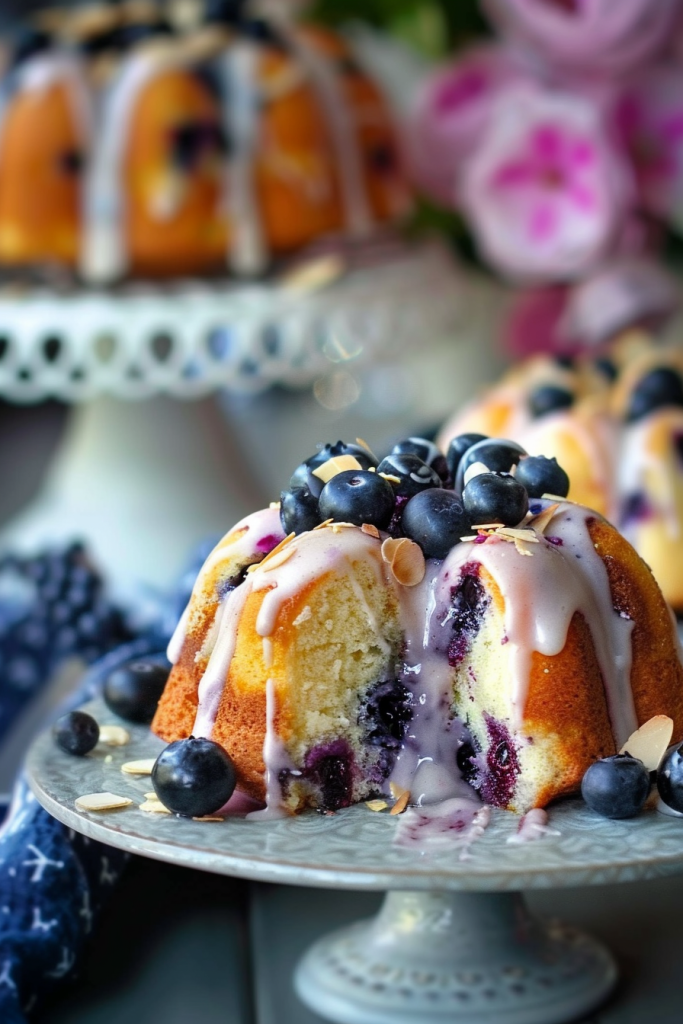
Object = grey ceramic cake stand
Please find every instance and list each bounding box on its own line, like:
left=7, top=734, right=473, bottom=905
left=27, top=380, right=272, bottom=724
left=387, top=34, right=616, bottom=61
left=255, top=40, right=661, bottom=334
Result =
left=25, top=699, right=683, bottom=1024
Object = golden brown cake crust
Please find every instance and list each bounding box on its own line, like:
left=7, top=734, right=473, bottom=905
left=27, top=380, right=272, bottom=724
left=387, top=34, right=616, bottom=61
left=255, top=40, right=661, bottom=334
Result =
left=588, top=517, right=683, bottom=737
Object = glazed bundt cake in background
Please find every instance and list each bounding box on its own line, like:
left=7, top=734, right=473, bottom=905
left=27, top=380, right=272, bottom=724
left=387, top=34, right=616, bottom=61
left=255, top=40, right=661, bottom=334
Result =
left=438, top=336, right=683, bottom=613
left=152, top=432, right=683, bottom=816
left=0, top=0, right=410, bottom=281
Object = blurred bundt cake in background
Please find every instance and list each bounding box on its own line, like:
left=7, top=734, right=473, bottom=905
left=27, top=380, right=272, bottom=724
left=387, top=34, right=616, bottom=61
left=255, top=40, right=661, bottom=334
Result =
left=0, top=0, right=411, bottom=281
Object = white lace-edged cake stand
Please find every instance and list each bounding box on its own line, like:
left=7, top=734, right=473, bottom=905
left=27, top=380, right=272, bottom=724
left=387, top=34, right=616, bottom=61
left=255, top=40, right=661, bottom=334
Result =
left=26, top=697, right=683, bottom=1024
left=0, top=241, right=468, bottom=597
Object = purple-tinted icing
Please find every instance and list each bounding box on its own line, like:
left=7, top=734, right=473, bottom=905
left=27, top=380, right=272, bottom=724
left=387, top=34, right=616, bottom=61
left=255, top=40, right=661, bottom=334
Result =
left=477, top=714, right=520, bottom=808
left=303, top=740, right=356, bottom=812
left=256, top=533, right=282, bottom=553
left=546, top=536, right=563, bottom=546
left=386, top=495, right=409, bottom=537
left=620, top=491, right=653, bottom=528
left=447, top=563, right=489, bottom=667
left=474, top=534, right=487, bottom=544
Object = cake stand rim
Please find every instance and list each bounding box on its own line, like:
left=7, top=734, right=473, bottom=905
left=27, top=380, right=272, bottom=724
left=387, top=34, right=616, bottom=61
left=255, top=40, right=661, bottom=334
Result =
left=24, top=698, right=683, bottom=894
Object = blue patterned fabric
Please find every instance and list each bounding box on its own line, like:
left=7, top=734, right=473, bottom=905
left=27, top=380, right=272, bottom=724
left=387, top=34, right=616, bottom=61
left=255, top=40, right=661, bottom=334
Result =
left=0, top=636, right=168, bottom=1022
left=0, top=539, right=212, bottom=1022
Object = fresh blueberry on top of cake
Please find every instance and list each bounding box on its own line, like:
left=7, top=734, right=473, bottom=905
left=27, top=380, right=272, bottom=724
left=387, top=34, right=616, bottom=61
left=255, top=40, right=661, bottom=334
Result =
left=151, top=433, right=683, bottom=821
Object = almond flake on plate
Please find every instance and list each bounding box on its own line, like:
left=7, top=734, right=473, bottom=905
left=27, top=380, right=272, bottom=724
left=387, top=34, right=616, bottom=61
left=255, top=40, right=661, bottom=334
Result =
left=365, top=799, right=388, bottom=812
left=193, top=815, right=225, bottom=822
left=76, top=793, right=133, bottom=812
left=99, top=725, right=130, bottom=746
left=620, top=715, right=674, bottom=771
left=140, top=799, right=171, bottom=815
left=121, top=759, right=157, bottom=775
left=390, top=791, right=411, bottom=816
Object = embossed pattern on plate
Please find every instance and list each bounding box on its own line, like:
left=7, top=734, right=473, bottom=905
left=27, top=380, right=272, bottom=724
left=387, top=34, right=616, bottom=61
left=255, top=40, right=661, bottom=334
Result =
left=26, top=698, right=683, bottom=892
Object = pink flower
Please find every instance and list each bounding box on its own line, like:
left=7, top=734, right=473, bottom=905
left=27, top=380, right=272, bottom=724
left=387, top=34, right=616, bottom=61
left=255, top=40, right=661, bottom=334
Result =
left=611, top=65, right=683, bottom=227
left=461, top=86, right=633, bottom=282
left=483, top=0, right=681, bottom=76
left=408, top=46, right=523, bottom=206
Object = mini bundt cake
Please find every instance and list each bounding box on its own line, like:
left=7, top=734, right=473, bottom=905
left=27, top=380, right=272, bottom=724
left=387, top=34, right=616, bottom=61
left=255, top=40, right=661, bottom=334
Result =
left=0, top=1, right=410, bottom=281
left=438, top=339, right=683, bottom=612
left=152, top=434, right=683, bottom=816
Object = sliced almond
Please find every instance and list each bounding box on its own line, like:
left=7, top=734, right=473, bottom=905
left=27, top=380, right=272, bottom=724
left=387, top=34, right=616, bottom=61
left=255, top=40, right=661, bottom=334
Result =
left=99, top=725, right=130, bottom=747
left=381, top=537, right=402, bottom=564
left=76, top=793, right=133, bottom=812
left=312, top=455, right=363, bottom=483
left=140, top=799, right=171, bottom=815
left=331, top=522, right=357, bottom=533
left=514, top=539, right=534, bottom=557
left=620, top=715, right=674, bottom=771
left=269, top=501, right=281, bottom=510
left=313, top=518, right=334, bottom=531
left=471, top=523, right=505, bottom=531
left=121, top=759, right=157, bottom=775
left=361, top=523, right=380, bottom=539
left=378, top=472, right=401, bottom=485
left=257, top=532, right=295, bottom=567
left=193, top=815, right=225, bottom=822
left=529, top=502, right=560, bottom=535
left=390, top=539, right=426, bottom=587
left=390, top=790, right=411, bottom=816
left=144, top=792, right=157, bottom=800
left=258, top=545, right=295, bottom=573
left=390, top=782, right=409, bottom=800
left=355, top=437, right=373, bottom=453
left=366, top=799, right=388, bottom=812
left=496, top=528, right=539, bottom=543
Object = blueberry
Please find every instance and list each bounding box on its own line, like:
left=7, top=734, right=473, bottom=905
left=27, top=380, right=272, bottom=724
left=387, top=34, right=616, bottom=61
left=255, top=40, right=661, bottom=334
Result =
left=554, top=355, right=575, bottom=369
left=53, top=711, right=99, bottom=756
left=152, top=737, right=237, bottom=817
left=595, top=357, right=617, bottom=382
left=462, top=473, right=529, bottom=528
left=318, top=470, right=394, bottom=529
left=279, top=488, right=320, bottom=535
left=402, top=489, right=470, bottom=559
left=376, top=454, right=442, bottom=498
left=657, top=742, right=683, bottom=813
left=528, top=385, right=574, bottom=419
left=104, top=658, right=170, bottom=724
left=626, top=367, right=683, bottom=422
left=455, top=438, right=526, bottom=494
left=446, top=433, right=487, bottom=485
left=515, top=456, right=569, bottom=499
left=391, top=437, right=449, bottom=483
left=290, top=440, right=378, bottom=497
left=581, top=754, right=650, bottom=819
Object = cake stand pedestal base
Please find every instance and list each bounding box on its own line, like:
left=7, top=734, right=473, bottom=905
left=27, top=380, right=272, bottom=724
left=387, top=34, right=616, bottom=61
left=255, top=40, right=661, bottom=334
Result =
left=295, top=890, right=617, bottom=1024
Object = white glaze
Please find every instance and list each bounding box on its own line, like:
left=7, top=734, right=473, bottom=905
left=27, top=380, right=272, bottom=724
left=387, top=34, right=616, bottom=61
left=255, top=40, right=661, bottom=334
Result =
left=439, top=503, right=638, bottom=746
left=219, top=41, right=268, bottom=275
left=176, top=500, right=644, bottom=815
left=271, top=13, right=373, bottom=238
left=394, top=799, right=491, bottom=859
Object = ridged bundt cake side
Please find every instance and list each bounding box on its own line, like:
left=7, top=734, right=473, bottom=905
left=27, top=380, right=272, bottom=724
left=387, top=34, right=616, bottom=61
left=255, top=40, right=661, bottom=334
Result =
left=154, top=494, right=683, bottom=816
